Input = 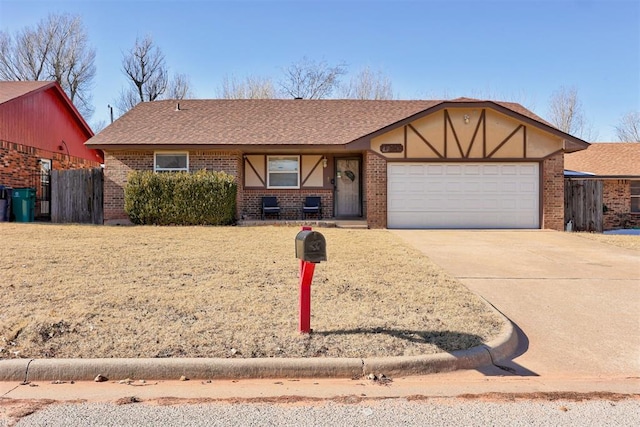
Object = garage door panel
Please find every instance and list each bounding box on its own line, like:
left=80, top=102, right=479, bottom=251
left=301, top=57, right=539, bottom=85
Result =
left=408, top=165, right=426, bottom=175
left=426, top=165, right=444, bottom=174
left=387, top=162, right=539, bottom=229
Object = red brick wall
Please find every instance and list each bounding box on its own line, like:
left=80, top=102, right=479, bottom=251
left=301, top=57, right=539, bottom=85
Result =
left=0, top=139, right=100, bottom=189
left=103, top=150, right=242, bottom=223
left=365, top=150, right=387, bottom=229
left=603, top=180, right=640, bottom=229
left=542, top=152, right=564, bottom=230
left=242, top=189, right=332, bottom=220
left=103, top=150, right=153, bottom=223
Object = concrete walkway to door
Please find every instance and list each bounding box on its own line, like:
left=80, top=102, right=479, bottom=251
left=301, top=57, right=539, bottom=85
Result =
left=391, top=230, right=640, bottom=379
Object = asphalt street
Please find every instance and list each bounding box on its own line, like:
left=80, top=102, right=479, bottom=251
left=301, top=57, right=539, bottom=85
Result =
left=9, top=397, right=640, bottom=427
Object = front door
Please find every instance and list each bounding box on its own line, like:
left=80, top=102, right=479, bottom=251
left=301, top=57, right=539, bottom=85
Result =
left=334, top=158, right=361, bottom=217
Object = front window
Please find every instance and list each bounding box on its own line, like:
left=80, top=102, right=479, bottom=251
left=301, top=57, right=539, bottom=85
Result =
left=154, top=152, right=188, bottom=172
left=267, top=156, right=300, bottom=188
left=631, top=182, right=640, bottom=213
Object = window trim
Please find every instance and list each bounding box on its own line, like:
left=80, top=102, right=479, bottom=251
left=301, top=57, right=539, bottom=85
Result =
left=154, top=151, right=189, bottom=172
left=267, top=155, right=300, bottom=189
left=631, top=181, right=640, bottom=213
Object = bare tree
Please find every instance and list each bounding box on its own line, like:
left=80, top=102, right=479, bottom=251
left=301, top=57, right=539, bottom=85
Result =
left=120, top=35, right=168, bottom=106
left=114, top=87, right=140, bottom=115
left=547, top=86, right=597, bottom=140
left=165, top=73, right=193, bottom=99
left=279, top=57, right=347, bottom=99
left=615, top=111, right=640, bottom=142
left=115, top=36, right=194, bottom=115
left=217, top=74, right=277, bottom=99
left=0, top=13, right=96, bottom=118
left=340, top=66, right=395, bottom=100
left=91, top=119, right=107, bottom=134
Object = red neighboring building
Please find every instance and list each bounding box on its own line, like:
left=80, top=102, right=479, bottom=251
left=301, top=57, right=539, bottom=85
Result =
left=0, top=81, right=103, bottom=218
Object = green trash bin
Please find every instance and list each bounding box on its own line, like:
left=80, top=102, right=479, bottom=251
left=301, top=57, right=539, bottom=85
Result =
left=12, top=188, right=36, bottom=222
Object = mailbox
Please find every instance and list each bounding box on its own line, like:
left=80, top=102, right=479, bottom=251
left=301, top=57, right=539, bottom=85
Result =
left=295, top=230, right=327, bottom=263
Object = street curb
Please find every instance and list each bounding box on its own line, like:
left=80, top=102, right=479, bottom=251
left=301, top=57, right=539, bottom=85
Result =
left=0, top=358, right=363, bottom=382
left=0, top=318, right=517, bottom=382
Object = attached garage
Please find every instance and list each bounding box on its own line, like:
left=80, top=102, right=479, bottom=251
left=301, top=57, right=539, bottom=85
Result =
left=357, top=100, right=590, bottom=230
left=387, top=162, right=540, bottom=229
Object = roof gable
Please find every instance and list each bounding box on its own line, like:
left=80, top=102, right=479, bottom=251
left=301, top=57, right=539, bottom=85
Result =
left=0, top=81, right=93, bottom=137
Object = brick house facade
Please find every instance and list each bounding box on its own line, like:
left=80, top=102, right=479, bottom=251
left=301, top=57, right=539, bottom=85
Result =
left=565, top=143, right=640, bottom=230
left=87, top=99, right=588, bottom=229
left=602, top=180, right=639, bottom=229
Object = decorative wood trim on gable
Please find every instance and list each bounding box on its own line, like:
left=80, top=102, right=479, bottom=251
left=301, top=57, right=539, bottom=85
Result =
left=444, top=110, right=464, bottom=158
left=467, top=109, right=485, bottom=158
left=245, top=156, right=265, bottom=186
left=371, top=107, right=563, bottom=161
left=301, top=156, right=324, bottom=186
left=487, top=124, right=524, bottom=158
left=407, top=123, right=443, bottom=158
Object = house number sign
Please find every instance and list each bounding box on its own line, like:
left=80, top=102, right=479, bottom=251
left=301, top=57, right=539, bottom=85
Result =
left=380, top=144, right=404, bottom=153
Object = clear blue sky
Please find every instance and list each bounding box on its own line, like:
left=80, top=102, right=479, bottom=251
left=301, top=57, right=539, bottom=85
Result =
left=1, top=0, right=638, bottom=141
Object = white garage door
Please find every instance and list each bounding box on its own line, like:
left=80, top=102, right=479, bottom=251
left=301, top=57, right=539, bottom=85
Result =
left=387, top=163, right=539, bottom=229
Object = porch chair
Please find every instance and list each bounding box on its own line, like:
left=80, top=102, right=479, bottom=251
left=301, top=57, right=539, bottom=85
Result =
left=261, top=196, right=281, bottom=220
left=302, top=196, right=322, bottom=220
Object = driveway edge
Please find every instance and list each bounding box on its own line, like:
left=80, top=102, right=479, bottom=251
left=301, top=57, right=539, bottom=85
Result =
left=363, top=312, right=517, bottom=377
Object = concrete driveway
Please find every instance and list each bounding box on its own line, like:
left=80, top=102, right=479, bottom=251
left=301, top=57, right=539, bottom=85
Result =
left=391, top=230, right=640, bottom=378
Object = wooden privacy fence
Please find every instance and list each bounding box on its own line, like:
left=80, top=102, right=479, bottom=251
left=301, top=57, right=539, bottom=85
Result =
left=564, top=179, right=603, bottom=232
left=51, top=168, right=103, bottom=224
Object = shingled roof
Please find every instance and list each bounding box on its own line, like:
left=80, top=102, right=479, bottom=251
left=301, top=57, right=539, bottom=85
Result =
left=0, top=81, right=55, bottom=104
left=86, top=98, right=579, bottom=148
left=564, top=142, right=640, bottom=177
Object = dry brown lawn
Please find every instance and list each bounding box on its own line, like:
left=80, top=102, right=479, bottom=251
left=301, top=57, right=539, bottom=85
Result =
left=0, top=224, right=503, bottom=360
left=574, top=232, right=640, bottom=251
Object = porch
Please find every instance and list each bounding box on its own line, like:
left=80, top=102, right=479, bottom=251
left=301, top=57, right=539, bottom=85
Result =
left=237, top=218, right=368, bottom=229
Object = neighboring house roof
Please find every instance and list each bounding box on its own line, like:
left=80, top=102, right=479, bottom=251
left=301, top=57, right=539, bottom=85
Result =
left=564, top=142, right=640, bottom=178
left=86, top=98, right=587, bottom=151
left=0, top=80, right=94, bottom=137
left=0, top=81, right=53, bottom=104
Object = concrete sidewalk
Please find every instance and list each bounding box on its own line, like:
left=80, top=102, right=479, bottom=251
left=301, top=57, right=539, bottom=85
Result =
left=391, top=230, right=640, bottom=378
left=2, top=371, right=638, bottom=402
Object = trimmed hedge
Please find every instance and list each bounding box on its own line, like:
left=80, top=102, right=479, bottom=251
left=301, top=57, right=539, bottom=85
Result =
left=124, top=170, right=237, bottom=225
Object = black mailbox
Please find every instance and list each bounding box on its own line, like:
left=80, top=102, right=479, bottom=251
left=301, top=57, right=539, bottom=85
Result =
left=295, top=230, right=327, bottom=263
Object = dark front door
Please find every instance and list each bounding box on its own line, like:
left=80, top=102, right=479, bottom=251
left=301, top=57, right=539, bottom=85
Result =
left=334, top=158, right=361, bottom=217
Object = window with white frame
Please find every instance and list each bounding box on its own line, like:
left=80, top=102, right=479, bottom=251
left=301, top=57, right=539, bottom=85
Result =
left=267, top=155, right=300, bottom=189
left=154, top=152, right=188, bottom=172
left=631, top=181, right=640, bottom=213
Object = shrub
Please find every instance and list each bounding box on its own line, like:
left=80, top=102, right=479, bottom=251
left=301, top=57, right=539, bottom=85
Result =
left=125, top=170, right=237, bottom=225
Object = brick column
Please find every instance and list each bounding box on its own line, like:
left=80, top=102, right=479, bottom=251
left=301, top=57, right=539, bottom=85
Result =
left=542, top=151, right=564, bottom=230
left=365, top=150, right=387, bottom=229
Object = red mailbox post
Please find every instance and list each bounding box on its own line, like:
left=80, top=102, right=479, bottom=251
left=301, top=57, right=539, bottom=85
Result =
left=295, top=226, right=327, bottom=334
left=298, top=260, right=315, bottom=333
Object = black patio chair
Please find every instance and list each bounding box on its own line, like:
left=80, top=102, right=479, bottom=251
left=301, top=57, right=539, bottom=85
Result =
left=302, top=196, right=322, bottom=220
left=261, top=196, right=281, bottom=220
